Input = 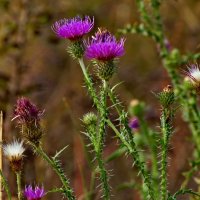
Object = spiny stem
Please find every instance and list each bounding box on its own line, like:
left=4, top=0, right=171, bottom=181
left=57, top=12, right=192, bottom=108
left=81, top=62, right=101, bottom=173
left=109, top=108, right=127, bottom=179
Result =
left=78, top=58, right=153, bottom=199
left=96, top=80, right=110, bottom=199
left=31, top=144, right=75, bottom=200
left=0, top=170, right=11, bottom=200
left=107, top=87, right=155, bottom=200
left=78, top=58, right=100, bottom=108
left=16, top=172, right=22, bottom=200
left=160, top=109, right=172, bottom=200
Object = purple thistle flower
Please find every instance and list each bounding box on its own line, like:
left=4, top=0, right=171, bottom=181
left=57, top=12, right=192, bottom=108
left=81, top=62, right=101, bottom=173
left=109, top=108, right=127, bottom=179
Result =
left=85, top=28, right=125, bottom=61
left=24, top=185, right=45, bottom=200
left=52, top=15, right=94, bottom=40
left=128, top=117, right=139, bottom=130
left=12, top=97, right=43, bottom=125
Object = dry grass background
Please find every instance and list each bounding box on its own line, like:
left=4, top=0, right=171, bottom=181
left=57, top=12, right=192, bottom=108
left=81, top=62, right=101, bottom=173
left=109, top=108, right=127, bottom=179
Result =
left=0, top=0, right=200, bottom=199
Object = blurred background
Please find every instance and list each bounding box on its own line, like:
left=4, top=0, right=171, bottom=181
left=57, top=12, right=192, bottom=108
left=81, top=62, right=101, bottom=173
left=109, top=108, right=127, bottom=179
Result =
left=0, top=0, right=200, bottom=199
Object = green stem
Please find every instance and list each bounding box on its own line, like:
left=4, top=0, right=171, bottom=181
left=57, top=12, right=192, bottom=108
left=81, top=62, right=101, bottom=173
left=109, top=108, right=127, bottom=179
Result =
left=78, top=58, right=153, bottom=199
left=160, top=109, right=172, bottom=200
left=0, top=170, right=12, bottom=200
left=96, top=80, right=110, bottom=199
left=78, top=58, right=100, bottom=108
left=16, top=172, right=22, bottom=200
left=78, top=58, right=110, bottom=198
left=107, top=119, right=154, bottom=200
left=107, top=87, right=155, bottom=199
left=32, top=144, right=75, bottom=200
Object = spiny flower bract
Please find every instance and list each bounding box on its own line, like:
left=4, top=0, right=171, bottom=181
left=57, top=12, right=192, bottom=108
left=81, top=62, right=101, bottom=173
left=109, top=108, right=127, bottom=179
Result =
left=24, top=185, right=45, bottom=200
left=3, top=140, right=25, bottom=161
left=85, top=28, right=125, bottom=61
left=52, top=15, right=94, bottom=40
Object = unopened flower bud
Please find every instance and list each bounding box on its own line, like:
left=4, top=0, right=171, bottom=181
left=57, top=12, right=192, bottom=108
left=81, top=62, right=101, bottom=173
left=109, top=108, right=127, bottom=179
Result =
left=128, top=99, right=145, bottom=117
left=128, top=117, right=139, bottom=130
left=157, top=85, right=174, bottom=108
left=83, top=112, right=97, bottom=127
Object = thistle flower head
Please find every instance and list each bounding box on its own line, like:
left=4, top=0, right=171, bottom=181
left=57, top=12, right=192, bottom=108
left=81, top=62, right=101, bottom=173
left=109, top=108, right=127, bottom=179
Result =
left=13, top=97, right=43, bottom=126
left=128, top=117, right=139, bottom=130
left=85, top=28, right=125, bottom=61
left=52, top=15, right=94, bottom=41
left=3, top=140, right=25, bottom=171
left=24, top=185, right=45, bottom=200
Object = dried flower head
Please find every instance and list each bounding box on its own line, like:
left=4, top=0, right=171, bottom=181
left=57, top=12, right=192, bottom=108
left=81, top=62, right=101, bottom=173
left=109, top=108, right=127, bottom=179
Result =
left=13, top=97, right=44, bottom=146
left=24, top=185, right=45, bottom=200
left=3, top=140, right=25, bottom=171
left=13, top=97, right=43, bottom=126
left=52, top=15, right=94, bottom=41
left=129, top=117, right=140, bottom=130
left=183, top=64, right=200, bottom=90
left=85, top=28, right=125, bottom=61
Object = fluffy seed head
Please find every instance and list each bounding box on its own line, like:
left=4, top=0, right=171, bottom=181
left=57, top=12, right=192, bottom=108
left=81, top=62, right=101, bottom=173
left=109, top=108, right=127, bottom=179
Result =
left=52, top=15, right=94, bottom=40
left=24, top=185, right=45, bottom=200
left=3, top=140, right=25, bottom=161
left=85, top=28, right=125, bottom=61
left=184, top=64, right=200, bottom=85
left=182, top=64, right=200, bottom=94
left=3, top=140, right=25, bottom=171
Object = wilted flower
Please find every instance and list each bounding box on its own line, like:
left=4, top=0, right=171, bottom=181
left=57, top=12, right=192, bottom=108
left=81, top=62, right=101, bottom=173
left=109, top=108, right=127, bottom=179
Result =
left=12, top=97, right=44, bottom=146
left=52, top=15, right=94, bottom=41
left=128, top=117, right=139, bottom=130
left=85, top=28, right=125, bottom=61
left=13, top=97, right=43, bottom=126
left=3, top=140, right=25, bottom=171
left=24, top=185, right=45, bottom=200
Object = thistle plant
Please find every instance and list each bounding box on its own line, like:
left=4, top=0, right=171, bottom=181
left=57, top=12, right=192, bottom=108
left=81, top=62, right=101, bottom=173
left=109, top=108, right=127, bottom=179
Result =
left=2, top=2, right=200, bottom=200
left=11, top=97, right=75, bottom=200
